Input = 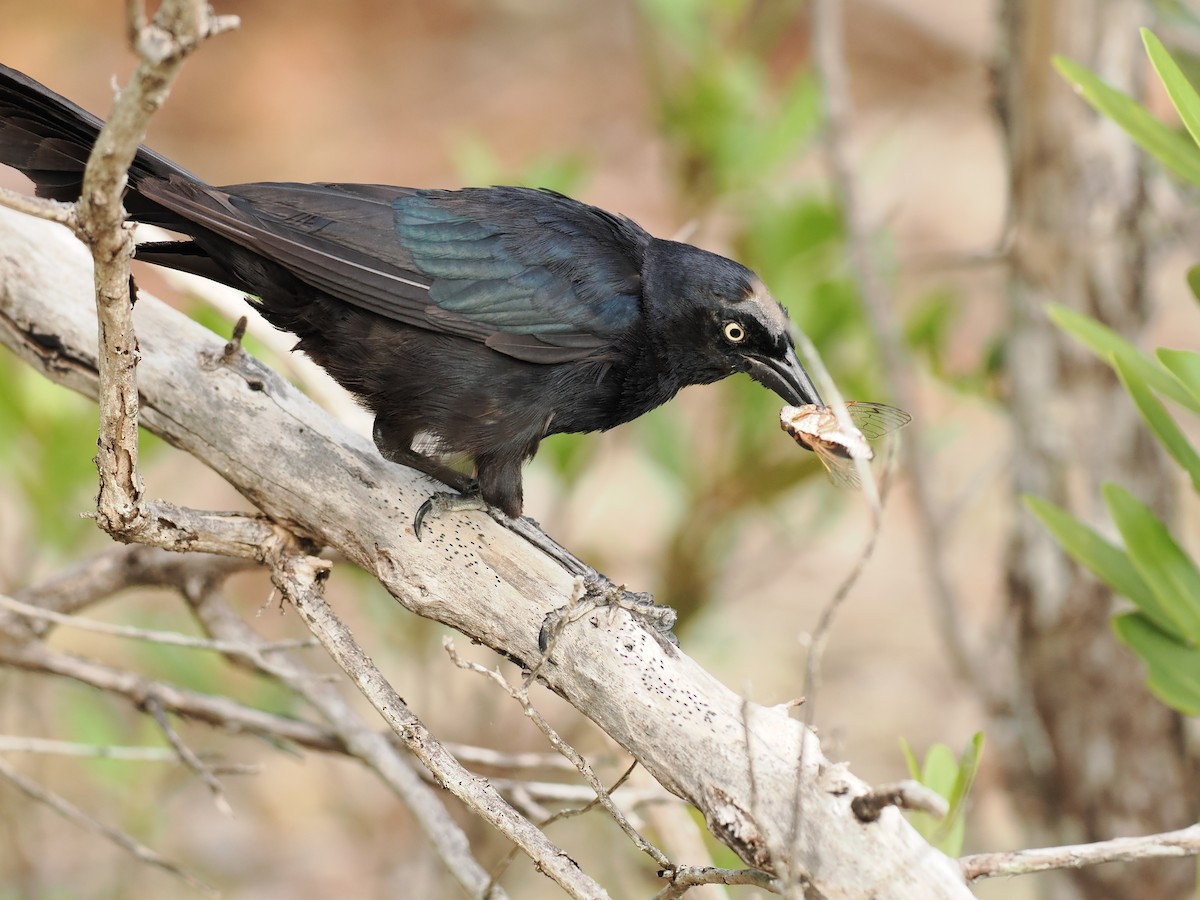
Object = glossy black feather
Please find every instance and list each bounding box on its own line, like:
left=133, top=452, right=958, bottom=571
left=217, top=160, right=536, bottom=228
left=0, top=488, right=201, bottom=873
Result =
left=0, top=63, right=821, bottom=519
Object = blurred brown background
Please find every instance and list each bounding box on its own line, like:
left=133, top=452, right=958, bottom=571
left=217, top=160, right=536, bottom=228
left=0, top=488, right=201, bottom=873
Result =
left=0, top=1, right=1196, bottom=898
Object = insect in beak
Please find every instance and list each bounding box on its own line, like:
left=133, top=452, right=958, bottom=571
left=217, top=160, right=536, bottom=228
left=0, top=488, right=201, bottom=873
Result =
left=780, top=401, right=911, bottom=488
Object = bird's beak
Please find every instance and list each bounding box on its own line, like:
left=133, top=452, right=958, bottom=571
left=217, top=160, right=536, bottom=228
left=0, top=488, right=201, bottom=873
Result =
left=745, top=345, right=822, bottom=407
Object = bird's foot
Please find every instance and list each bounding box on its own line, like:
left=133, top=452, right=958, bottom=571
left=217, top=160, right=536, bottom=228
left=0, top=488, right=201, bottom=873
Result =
left=538, top=574, right=678, bottom=654
left=413, top=485, right=487, bottom=541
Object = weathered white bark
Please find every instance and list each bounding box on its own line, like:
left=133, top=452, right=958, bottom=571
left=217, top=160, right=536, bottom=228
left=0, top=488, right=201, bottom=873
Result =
left=0, top=206, right=971, bottom=898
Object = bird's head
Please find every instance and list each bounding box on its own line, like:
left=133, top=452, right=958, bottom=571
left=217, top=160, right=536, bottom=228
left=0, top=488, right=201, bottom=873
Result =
left=642, top=239, right=822, bottom=407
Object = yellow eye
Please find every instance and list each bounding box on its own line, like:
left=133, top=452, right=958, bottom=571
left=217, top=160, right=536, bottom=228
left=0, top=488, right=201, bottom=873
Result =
left=723, top=321, right=746, bottom=343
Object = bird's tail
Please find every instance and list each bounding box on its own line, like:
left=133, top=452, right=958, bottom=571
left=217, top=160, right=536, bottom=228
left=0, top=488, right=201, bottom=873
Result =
left=0, top=63, right=197, bottom=205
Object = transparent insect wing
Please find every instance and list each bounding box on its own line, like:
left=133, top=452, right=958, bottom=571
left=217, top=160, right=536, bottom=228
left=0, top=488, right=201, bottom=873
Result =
left=844, top=402, right=913, bottom=440
left=814, top=441, right=863, bottom=489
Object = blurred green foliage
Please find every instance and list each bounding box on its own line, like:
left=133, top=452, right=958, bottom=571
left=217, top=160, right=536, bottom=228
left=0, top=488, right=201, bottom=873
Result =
left=640, top=0, right=818, bottom=202
left=1030, top=31, right=1200, bottom=716
left=0, top=348, right=165, bottom=567
left=451, top=135, right=590, bottom=197
left=0, top=351, right=99, bottom=554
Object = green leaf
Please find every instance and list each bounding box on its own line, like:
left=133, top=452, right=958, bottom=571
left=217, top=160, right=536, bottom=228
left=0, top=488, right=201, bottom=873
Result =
left=1024, top=495, right=1170, bottom=629
left=900, top=735, right=983, bottom=856
left=1142, top=29, right=1200, bottom=152
left=1047, top=304, right=1200, bottom=413
left=945, top=732, right=984, bottom=815
left=1158, top=348, right=1200, bottom=408
left=899, top=736, right=921, bottom=782
left=1113, top=612, right=1200, bottom=715
left=1053, top=55, right=1200, bottom=186
left=1187, top=265, right=1200, bottom=305
left=903, top=742, right=955, bottom=846
left=1113, top=355, right=1200, bottom=491
left=920, top=743, right=959, bottom=798
left=1104, top=483, right=1200, bottom=641
left=931, top=732, right=984, bottom=857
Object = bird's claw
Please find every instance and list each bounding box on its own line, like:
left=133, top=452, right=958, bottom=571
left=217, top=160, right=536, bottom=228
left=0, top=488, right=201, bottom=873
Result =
left=538, top=575, right=678, bottom=653
left=413, top=488, right=488, bottom=541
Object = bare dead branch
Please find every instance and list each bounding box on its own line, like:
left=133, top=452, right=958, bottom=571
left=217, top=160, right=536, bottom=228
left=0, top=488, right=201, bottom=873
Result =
left=851, top=781, right=950, bottom=823
left=0, top=186, right=77, bottom=226
left=0, top=755, right=215, bottom=895
left=0, top=639, right=345, bottom=753
left=960, top=823, right=1200, bottom=882
left=482, top=774, right=672, bottom=811
left=483, top=761, right=643, bottom=896
left=0, top=737, right=178, bottom=762
left=653, top=865, right=781, bottom=899
left=11, top=545, right=252, bottom=630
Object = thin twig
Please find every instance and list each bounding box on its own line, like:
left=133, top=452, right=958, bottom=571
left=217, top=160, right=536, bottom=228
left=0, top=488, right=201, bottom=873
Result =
left=0, top=592, right=316, bottom=654
left=0, top=736, right=257, bottom=773
left=421, top=768, right=671, bottom=810
left=652, top=865, right=781, bottom=899
left=801, top=440, right=898, bottom=701
left=960, top=823, right=1200, bottom=882
left=484, top=762, right=642, bottom=894
left=544, top=761, right=638, bottom=826
left=403, top=761, right=679, bottom=859
left=445, top=638, right=670, bottom=871
left=11, top=545, right=253, bottom=632
left=0, top=755, right=215, bottom=895
left=0, top=186, right=77, bottom=226
left=0, top=639, right=346, bottom=753
left=144, top=696, right=233, bottom=817
left=444, top=742, right=593, bottom=772
left=851, top=780, right=949, bottom=823
left=86, top=1, right=232, bottom=541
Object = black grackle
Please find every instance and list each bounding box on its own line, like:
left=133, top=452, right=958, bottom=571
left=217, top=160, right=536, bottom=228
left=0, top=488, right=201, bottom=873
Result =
left=0, top=65, right=821, bottom=532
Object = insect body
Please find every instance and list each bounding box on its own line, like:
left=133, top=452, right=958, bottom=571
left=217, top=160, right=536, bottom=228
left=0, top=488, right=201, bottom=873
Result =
left=780, top=402, right=912, bottom=487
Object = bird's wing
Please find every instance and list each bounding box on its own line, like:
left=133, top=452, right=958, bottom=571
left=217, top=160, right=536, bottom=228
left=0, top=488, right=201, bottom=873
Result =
left=139, top=179, right=647, bottom=363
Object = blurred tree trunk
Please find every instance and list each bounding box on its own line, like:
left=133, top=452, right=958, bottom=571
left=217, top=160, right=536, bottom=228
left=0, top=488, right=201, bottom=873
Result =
left=998, top=2, right=1199, bottom=898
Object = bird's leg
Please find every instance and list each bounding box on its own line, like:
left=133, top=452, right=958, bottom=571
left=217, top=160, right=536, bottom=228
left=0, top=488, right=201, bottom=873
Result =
left=374, top=421, right=477, bottom=493
left=497, top=515, right=591, bottom=576
left=373, top=420, right=488, bottom=540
